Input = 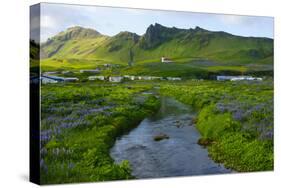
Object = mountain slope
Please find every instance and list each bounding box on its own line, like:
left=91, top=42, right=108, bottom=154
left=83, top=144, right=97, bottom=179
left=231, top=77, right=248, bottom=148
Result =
left=41, top=23, right=273, bottom=69
left=41, top=26, right=108, bottom=58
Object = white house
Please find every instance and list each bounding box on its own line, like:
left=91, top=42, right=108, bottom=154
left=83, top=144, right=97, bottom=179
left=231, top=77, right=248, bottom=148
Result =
left=230, top=76, right=263, bottom=81
left=62, top=70, right=71, bottom=74
left=124, top=75, right=136, bottom=81
left=109, top=76, right=123, bottom=82
left=43, top=71, right=59, bottom=75
left=142, top=76, right=152, bottom=80
left=151, top=76, right=162, bottom=80
left=216, top=76, right=236, bottom=81
left=88, top=76, right=105, bottom=81
left=129, top=76, right=135, bottom=80
left=80, top=69, right=100, bottom=74
left=167, top=77, right=182, bottom=81
left=161, top=57, right=173, bottom=63
left=217, top=76, right=262, bottom=81
left=40, top=76, right=61, bottom=84
left=41, top=75, right=78, bottom=83
left=64, top=77, right=79, bottom=82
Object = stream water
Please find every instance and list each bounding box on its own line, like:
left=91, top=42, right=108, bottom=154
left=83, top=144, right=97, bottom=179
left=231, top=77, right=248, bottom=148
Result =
left=110, top=96, right=231, bottom=178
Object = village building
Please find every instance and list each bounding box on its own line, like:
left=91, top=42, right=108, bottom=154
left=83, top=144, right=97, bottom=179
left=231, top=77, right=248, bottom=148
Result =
left=80, top=69, right=100, bottom=74
left=109, top=76, right=123, bottom=82
left=129, top=76, right=135, bottom=81
left=217, top=76, right=262, bottom=81
left=142, top=76, right=153, bottom=80
left=167, top=77, right=182, bottom=81
left=216, top=76, right=236, bottom=81
left=40, top=75, right=78, bottom=84
left=43, top=71, right=59, bottom=75
left=230, top=76, right=262, bottom=81
left=124, top=75, right=135, bottom=81
left=64, top=77, right=79, bottom=82
left=88, top=76, right=105, bottom=81
left=62, top=70, right=71, bottom=74
left=41, top=77, right=58, bottom=84
left=151, top=76, right=162, bottom=80
left=161, top=56, right=173, bottom=63
left=40, top=75, right=63, bottom=84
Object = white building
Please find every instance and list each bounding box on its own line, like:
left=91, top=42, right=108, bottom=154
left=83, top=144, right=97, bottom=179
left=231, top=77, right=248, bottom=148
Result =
left=142, top=76, right=152, bottom=80
left=151, top=76, right=162, bottom=80
left=88, top=76, right=105, bottom=81
left=64, top=77, right=79, bottom=82
left=217, top=76, right=262, bottom=81
left=43, top=71, right=59, bottom=75
left=109, top=76, right=123, bottom=82
left=41, top=75, right=78, bottom=83
left=40, top=76, right=61, bottom=84
left=167, top=77, right=182, bottom=81
left=80, top=69, right=100, bottom=74
left=161, top=57, right=173, bottom=63
left=62, top=70, right=71, bottom=74
left=230, top=76, right=262, bottom=81
left=216, top=76, right=236, bottom=81
left=124, top=75, right=136, bottom=81
left=129, top=76, right=135, bottom=80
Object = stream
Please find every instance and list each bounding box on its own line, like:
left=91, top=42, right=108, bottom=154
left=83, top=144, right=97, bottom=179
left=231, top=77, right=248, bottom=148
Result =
left=110, top=96, right=231, bottom=178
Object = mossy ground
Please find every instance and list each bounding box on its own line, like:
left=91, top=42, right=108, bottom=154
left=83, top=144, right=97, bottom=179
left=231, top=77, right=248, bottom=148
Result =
left=40, top=80, right=273, bottom=184
left=161, top=80, right=273, bottom=172
left=40, top=82, right=160, bottom=184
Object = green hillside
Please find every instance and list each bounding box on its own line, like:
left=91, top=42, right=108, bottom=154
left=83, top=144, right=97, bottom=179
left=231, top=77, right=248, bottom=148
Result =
left=41, top=24, right=273, bottom=76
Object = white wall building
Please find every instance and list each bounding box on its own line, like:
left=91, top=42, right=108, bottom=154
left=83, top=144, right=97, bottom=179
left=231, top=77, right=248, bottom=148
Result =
left=80, top=69, right=100, bottom=74
left=64, top=77, right=79, bottom=82
left=217, top=76, right=262, bottom=81
left=88, top=76, right=105, bottom=81
left=167, top=77, right=182, bottom=81
left=41, top=76, right=59, bottom=84
left=124, top=75, right=135, bottom=81
left=109, top=76, right=123, bottom=82
left=161, top=57, right=173, bottom=63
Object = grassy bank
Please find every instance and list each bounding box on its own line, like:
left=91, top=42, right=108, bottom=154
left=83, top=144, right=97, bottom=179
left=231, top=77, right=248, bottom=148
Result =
left=40, top=83, right=160, bottom=184
left=161, top=80, right=273, bottom=172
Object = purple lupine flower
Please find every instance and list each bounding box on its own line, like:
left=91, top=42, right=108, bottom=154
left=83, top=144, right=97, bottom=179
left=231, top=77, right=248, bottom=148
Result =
left=68, top=162, right=75, bottom=169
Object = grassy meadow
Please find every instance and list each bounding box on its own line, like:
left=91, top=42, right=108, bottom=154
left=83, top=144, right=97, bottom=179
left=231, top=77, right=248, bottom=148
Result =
left=34, top=23, right=274, bottom=184
left=40, top=82, right=160, bottom=184
left=39, top=79, right=273, bottom=184
left=161, top=80, right=273, bottom=171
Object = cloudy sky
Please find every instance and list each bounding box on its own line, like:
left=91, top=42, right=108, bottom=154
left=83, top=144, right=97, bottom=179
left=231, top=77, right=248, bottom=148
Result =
left=30, top=3, right=274, bottom=42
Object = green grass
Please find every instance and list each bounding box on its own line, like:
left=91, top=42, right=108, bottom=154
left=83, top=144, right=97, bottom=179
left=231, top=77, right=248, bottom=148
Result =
left=40, top=58, right=111, bottom=72
left=41, top=25, right=273, bottom=74
left=39, top=79, right=273, bottom=184
left=40, top=82, right=160, bottom=184
left=34, top=25, right=274, bottom=183
left=161, top=80, right=273, bottom=172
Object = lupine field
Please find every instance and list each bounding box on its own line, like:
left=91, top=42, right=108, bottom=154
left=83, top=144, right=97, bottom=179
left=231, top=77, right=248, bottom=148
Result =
left=40, top=82, right=160, bottom=184
left=161, top=79, right=273, bottom=171
left=40, top=79, right=273, bottom=184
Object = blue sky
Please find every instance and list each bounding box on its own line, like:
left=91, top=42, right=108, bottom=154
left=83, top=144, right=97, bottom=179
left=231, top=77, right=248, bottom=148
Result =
left=31, top=3, right=274, bottom=42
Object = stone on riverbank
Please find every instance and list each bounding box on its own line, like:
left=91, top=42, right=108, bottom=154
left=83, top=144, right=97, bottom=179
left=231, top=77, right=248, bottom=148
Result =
left=154, top=133, right=169, bottom=141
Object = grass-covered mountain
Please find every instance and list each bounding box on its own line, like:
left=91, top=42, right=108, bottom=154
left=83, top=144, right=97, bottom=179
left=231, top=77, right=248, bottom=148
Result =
left=41, top=24, right=273, bottom=77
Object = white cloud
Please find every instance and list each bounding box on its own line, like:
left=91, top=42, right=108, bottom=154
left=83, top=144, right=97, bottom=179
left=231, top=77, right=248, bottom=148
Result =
left=41, top=15, right=57, bottom=29
left=217, top=15, right=249, bottom=25
left=122, top=8, right=145, bottom=15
